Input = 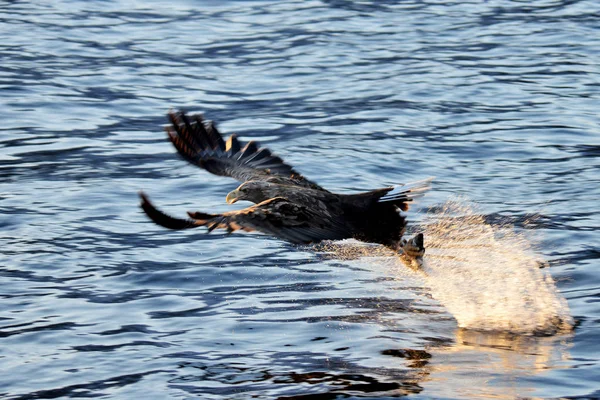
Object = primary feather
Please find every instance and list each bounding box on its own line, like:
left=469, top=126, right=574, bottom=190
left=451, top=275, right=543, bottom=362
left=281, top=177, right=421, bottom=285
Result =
left=166, top=111, right=322, bottom=190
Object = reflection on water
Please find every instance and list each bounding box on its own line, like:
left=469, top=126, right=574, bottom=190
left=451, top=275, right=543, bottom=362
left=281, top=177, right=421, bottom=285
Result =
left=169, top=355, right=428, bottom=399
left=427, top=328, right=573, bottom=399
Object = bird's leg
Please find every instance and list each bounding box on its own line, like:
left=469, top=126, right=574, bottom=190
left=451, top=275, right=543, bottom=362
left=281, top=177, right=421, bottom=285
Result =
left=398, top=233, right=425, bottom=268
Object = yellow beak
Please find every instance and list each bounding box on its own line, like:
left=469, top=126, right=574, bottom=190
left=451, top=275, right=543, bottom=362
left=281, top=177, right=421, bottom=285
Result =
left=226, top=190, right=240, bottom=204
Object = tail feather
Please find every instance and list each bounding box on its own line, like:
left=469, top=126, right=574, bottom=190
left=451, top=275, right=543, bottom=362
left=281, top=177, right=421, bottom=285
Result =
left=378, top=177, right=434, bottom=209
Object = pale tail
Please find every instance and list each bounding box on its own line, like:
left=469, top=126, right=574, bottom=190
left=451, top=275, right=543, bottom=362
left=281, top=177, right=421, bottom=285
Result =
left=378, top=177, right=434, bottom=204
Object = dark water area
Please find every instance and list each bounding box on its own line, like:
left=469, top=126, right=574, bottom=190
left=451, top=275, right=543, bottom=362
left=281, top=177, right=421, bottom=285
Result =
left=1, top=0, right=599, bottom=398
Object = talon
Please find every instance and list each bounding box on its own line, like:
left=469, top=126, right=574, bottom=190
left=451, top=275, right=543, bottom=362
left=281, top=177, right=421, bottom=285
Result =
left=400, top=233, right=425, bottom=258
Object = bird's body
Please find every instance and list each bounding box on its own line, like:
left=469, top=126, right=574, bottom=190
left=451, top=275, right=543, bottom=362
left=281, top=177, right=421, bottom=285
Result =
left=140, top=111, right=432, bottom=257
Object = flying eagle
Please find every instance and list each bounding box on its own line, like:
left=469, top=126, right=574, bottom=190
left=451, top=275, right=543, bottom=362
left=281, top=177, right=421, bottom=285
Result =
left=140, top=111, right=432, bottom=259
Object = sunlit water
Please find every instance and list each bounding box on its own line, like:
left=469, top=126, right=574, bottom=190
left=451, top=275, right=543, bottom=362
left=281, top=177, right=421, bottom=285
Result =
left=2, top=0, right=600, bottom=399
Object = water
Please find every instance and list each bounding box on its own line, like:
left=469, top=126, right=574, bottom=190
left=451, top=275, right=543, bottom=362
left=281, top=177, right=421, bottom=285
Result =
left=1, top=0, right=599, bottom=398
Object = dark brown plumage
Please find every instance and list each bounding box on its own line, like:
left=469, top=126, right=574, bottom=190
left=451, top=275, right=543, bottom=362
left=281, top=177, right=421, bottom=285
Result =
left=140, top=111, right=432, bottom=253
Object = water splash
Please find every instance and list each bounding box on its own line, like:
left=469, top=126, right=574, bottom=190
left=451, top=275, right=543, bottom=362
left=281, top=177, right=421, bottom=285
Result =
left=419, top=198, right=573, bottom=335
left=314, top=198, right=573, bottom=335
left=314, top=240, right=395, bottom=261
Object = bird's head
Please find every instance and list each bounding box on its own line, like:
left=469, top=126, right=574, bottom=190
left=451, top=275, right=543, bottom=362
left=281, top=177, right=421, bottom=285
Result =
left=226, top=181, right=274, bottom=204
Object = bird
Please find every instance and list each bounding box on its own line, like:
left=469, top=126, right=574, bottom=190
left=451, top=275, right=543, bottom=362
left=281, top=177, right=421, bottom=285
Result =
left=139, top=111, right=432, bottom=260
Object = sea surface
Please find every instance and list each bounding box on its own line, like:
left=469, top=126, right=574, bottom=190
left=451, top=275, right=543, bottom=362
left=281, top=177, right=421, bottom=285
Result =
left=1, top=1, right=599, bottom=398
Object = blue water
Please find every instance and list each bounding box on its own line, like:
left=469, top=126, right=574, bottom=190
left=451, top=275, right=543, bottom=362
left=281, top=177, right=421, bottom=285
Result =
left=1, top=0, right=599, bottom=398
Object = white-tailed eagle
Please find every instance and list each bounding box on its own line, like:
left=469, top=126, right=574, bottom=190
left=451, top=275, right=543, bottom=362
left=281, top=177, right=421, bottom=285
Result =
left=140, top=111, right=432, bottom=259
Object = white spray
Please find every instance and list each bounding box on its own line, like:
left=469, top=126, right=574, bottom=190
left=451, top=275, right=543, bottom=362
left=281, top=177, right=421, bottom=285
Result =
left=417, top=198, right=573, bottom=334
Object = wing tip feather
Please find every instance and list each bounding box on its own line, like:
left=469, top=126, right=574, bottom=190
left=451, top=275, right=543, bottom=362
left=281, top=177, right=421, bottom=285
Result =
left=139, top=191, right=199, bottom=230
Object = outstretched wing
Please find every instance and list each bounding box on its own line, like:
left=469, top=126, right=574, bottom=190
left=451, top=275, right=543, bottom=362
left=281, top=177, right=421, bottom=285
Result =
left=165, top=111, right=324, bottom=190
left=140, top=192, right=352, bottom=245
